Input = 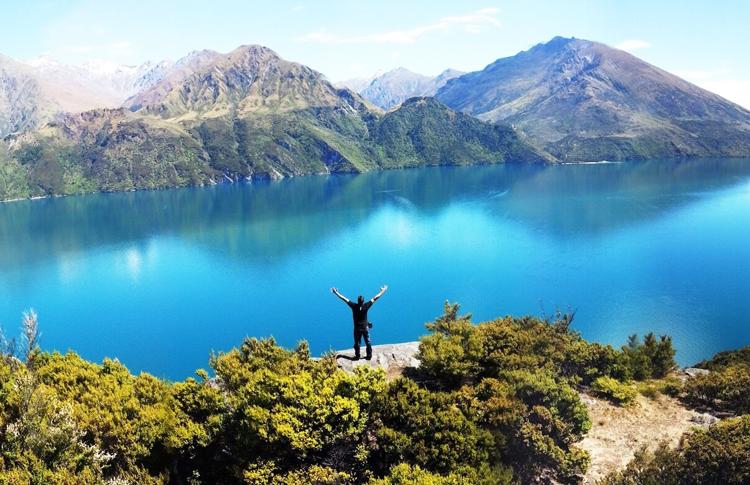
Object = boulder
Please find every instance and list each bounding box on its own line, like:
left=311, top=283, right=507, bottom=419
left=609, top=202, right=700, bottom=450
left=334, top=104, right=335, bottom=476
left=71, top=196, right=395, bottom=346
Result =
left=684, top=367, right=711, bottom=378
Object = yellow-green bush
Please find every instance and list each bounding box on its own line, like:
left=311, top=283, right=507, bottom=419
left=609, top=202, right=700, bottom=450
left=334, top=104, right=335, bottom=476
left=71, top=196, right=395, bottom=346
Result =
left=0, top=304, right=700, bottom=484
left=591, top=376, right=637, bottom=405
left=368, top=463, right=512, bottom=485
left=684, top=364, right=750, bottom=414
left=416, top=303, right=594, bottom=482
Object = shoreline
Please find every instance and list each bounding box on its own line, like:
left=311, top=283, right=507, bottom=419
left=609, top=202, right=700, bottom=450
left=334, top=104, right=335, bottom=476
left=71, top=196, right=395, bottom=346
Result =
left=0, top=161, right=536, bottom=204
left=4, top=155, right=750, bottom=205
left=0, top=194, right=50, bottom=204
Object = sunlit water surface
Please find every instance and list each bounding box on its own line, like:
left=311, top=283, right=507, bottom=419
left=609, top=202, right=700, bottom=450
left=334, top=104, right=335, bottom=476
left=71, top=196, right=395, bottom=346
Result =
left=1, top=159, right=750, bottom=379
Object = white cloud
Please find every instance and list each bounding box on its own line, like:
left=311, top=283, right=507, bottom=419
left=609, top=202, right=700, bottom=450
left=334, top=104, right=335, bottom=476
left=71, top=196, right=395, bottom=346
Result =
left=295, top=7, right=501, bottom=45
left=290, top=4, right=304, bottom=12
left=615, top=39, right=651, bottom=51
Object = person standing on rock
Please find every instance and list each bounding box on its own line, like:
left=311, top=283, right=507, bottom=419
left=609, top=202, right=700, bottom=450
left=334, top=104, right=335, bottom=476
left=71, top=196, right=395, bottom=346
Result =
left=331, top=285, right=388, bottom=360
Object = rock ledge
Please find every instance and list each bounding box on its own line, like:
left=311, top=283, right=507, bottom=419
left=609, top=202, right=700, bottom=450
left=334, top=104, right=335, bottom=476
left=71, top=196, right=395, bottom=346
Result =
left=333, top=342, right=420, bottom=377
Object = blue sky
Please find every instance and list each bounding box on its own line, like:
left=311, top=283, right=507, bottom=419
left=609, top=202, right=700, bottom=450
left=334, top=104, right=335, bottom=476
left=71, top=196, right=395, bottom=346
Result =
left=2, top=0, right=749, bottom=107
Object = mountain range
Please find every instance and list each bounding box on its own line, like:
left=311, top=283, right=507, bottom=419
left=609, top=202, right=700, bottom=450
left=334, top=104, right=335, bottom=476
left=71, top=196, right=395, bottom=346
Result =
left=0, top=54, right=173, bottom=137
left=2, top=36, right=750, bottom=201
left=0, top=46, right=544, bottom=200
left=339, top=67, right=464, bottom=109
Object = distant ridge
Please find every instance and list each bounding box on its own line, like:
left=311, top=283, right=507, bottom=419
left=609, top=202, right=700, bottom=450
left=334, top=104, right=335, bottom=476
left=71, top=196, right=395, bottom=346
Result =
left=0, top=54, right=53, bottom=136
left=341, top=67, right=464, bottom=109
left=0, top=54, right=171, bottom=137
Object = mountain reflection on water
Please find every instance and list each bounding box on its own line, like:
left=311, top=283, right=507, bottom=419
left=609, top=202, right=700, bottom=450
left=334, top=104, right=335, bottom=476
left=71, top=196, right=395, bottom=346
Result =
left=1, top=158, right=749, bottom=378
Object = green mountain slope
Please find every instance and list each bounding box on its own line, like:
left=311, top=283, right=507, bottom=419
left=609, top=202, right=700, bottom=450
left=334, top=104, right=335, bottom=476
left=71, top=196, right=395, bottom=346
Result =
left=372, top=97, right=548, bottom=167
left=3, top=109, right=215, bottom=199
left=436, top=37, right=750, bottom=161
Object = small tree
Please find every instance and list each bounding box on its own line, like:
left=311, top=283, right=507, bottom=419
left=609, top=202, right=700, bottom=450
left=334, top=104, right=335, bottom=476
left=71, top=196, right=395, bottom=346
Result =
left=552, top=309, right=577, bottom=333
left=652, top=335, right=676, bottom=378
left=621, top=333, right=676, bottom=380
left=417, top=302, right=482, bottom=388
left=22, top=309, right=41, bottom=365
left=622, top=334, right=652, bottom=379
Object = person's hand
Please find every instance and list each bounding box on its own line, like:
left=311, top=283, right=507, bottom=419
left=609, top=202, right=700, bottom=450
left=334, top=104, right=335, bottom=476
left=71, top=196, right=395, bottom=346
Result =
left=380, top=285, right=388, bottom=293
left=331, top=287, right=338, bottom=294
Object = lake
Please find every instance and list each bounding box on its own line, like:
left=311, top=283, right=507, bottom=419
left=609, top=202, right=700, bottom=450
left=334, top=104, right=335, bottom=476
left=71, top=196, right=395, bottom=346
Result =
left=1, top=159, right=750, bottom=379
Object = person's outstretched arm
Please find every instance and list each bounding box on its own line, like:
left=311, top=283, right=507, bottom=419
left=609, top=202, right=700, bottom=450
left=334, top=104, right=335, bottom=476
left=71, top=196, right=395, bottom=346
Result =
left=370, top=285, right=388, bottom=303
left=331, top=287, right=350, bottom=303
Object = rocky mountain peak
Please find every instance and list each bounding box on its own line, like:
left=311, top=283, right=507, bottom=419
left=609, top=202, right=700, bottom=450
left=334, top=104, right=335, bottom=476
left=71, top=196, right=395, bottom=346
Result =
left=436, top=36, right=750, bottom=161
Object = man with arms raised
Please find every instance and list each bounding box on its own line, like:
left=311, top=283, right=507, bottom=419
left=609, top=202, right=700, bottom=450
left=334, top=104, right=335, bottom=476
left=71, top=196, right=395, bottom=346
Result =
left=331, top=285, right=388, bottom=360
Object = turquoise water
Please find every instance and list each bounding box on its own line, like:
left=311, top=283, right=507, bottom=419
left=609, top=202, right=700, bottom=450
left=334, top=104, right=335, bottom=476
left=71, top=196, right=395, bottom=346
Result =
left=1, top=159, right=750, bottom=379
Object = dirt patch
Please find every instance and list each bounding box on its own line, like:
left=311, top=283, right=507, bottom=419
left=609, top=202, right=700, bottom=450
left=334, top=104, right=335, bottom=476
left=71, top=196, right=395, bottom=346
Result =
left=578, top=392, right=712, bottom=483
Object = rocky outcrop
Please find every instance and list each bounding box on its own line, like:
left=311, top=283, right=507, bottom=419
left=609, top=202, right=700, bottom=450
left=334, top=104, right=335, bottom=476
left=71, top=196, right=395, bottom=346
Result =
left=333, top=341, right=419, bottom=378
left=684, top=367, right=711, bottom=378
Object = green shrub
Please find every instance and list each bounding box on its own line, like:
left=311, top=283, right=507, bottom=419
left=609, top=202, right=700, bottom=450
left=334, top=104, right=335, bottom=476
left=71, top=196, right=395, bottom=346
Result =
left=370, top=378, right=495, bottom=476
left=678, top=416, right=750, bottom=484
left=209, top=338, right=386, bottom=482
left=0, top=305, right=691, bottom=484
left=599, top=443, right=681, bottom=485
left=635, top=377, right=682, bottom=399
left=417, top=303, right=593, bottom=482
left=660, top=376, right=684, bottom=397
left=417, top=302, right=628, bottom=389
left=243, top=463, right=352, bottom=485
left=417, top=303, right=483, bottom=388
left=637, top=381, right=660, bottom=399
left=695, top=345, right=750, bottom=370
left=461, top=373, right=591, bottom=482
left=369, top=463, right=512, bottom=485
left=30, top=352, right=204, bottom=477
left=591, top=376, right=637, bottom=405
left=684, top=364, right=750, bottom=414
left=567, top=341, right=631, bottom=384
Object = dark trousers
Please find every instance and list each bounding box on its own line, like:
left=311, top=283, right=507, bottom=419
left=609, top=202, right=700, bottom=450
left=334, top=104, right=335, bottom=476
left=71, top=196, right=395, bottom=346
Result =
left=353, top=325, right=372, bottom=359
